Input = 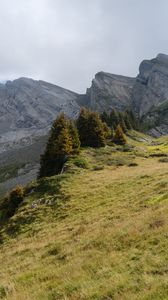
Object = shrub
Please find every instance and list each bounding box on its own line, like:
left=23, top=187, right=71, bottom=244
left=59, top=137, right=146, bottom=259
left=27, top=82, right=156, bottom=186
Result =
left=128, top=162, right=138, bottom=167
left=6, top=185, right=24, bottom=218
left=159, top=157, right=168, bottom=163
left=113, top=125, right=127, bottom=145
left=73, top=157, right=89, bottom=169
left=93, top=165, right=104, bottom=171
left=0, top=286, right=6, bottom=298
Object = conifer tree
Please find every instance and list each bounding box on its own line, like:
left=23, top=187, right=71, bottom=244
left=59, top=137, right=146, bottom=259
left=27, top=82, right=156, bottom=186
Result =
left=119, top=118, right=127, bottom=133
left=126, top=110, right=139, bottom=130
left=39, top=113, right=73, bottom=178
left=102, top=122, right=111, bottom=139
left=69, top=121, right=80, bottom=154
left=87, top=111, right=106, bottom=147
left=77, top=108, right=106, bottom=147
left=101, top=111, right=110, bottom=126
left=109, top=109, right=119, bottom=129
left=113, top=124, right=127, bottom=145
left=76, top=108, right=89, bottom=147
left=124, top=112, right=132, bottom=130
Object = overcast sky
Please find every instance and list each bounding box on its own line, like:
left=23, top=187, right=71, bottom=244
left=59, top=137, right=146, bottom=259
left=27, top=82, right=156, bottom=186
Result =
left=0, top=0, right=168, bottom=93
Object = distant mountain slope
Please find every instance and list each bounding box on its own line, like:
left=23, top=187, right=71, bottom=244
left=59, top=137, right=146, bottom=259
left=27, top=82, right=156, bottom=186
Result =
left=0, top=77, right=80, bottom=152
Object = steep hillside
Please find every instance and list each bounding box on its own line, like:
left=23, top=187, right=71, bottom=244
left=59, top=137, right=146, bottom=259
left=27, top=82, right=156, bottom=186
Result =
left=0, top=133, right=168, bottom=300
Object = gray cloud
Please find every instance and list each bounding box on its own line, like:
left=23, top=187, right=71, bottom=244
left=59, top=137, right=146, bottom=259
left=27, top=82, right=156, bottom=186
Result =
left=0, top=0, right=167, bottom=92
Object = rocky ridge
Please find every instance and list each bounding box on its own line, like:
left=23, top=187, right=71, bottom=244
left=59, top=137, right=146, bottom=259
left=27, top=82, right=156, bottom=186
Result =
left=0, top=77, right=80, bottom=152
left=0, top=54, right=168, bottom=154
left=0, top=53, right=168, bottom=194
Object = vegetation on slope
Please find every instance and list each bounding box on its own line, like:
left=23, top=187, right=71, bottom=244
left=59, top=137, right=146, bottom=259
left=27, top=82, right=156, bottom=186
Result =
left=0, top=131, right=168, bottom=300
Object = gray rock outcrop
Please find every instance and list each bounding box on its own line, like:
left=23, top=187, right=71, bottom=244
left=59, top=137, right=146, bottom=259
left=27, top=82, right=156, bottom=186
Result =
left=0, top=77, right=80, bottom=152
left=86, top=71, right=135, bottom=112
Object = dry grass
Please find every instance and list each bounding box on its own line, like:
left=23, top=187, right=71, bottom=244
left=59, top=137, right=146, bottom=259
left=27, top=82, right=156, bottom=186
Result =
left=0, top=133, right=168, bottom=300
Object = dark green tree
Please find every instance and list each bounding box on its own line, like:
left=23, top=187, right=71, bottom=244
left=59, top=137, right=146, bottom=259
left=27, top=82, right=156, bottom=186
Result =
left=109, top=109, right=120, bottom=129
left=76, top=108, right=89, bottom=147
left=101, top=111, right=110, bottom=126
left=77, top=108, right=106, bottom=147
left=69, top=120, right=80, bottom=154
left=87, top=112, right=106, bottom=147
left=39, top=113, right=73, bottom=178
left=126, top=110, right=139, bottom=130
left=119, top=118, right=127, bottom=133
left=124, top=112, right=132, bottom=130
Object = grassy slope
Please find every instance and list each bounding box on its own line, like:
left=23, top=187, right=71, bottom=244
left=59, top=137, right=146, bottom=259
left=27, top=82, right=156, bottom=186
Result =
left=0, top=131, right=168, bottom=300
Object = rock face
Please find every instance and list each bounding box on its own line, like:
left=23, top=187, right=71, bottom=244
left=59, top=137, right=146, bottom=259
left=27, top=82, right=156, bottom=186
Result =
left=86, top=71, right=135, bottom=112
left=85, top=54, right=168, bottom=136
left=132, top=54, right=168, bottom=115
left=0, top=77, right=80, bottom=152
left=131, top=53, right=168, bottom=135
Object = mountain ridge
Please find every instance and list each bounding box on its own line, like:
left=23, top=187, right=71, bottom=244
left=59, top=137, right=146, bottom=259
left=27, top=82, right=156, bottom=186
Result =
left=0, top=53, right=167, bottom=194
left=0, top=53, right=168, bottom=155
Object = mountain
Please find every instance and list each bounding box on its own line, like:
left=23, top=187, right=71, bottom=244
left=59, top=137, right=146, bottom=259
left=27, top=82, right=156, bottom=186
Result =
left=0, top=54, right=168, bottom=195
left=1, top=53, right=168, bottom=154
left=0, top=78, right=80, bottom=195
left=85, top=54, right=168, bottom=136
left=131, top=53, right=168, bottom=136
left=0, top=77, right=80, bottom=153
left=84, top=72, right=135, bottom=111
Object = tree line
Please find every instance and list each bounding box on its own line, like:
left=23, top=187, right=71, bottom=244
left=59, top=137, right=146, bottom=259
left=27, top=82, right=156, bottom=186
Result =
left=39, top=108, right=137, bottom=178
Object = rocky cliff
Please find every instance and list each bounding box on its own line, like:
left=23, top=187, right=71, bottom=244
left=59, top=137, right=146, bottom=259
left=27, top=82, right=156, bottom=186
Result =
left=86, top=54, right=168, bottom=136
left=132, top=54, right=168, bottom=136
left=0, top=77, right=80, bottom=152
left=85, top=72, right=135, bottom=112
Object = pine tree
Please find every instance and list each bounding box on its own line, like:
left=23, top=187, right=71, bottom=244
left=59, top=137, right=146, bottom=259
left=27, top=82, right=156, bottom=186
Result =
left=119, top=118, right=127, bottom=133
left=113, top=124, right=127, bottom=145
left=39, top=113, right=73, bottom=178
left=87, top=112, right=106, bottom=147
left=69, top=121, right=80, bottom=154
left=126, top=110, right=139, bottom=130
left=109, top=109, right=120, bottom=129
left=102, top=122, right=111, bottom=139
left=76, top=108, right=89, bottom=147
left=77, top=109, right=106, bottom=147
left=124, top=112, right=132, bottom=130
left=101, top=111, right=110, bottom=126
